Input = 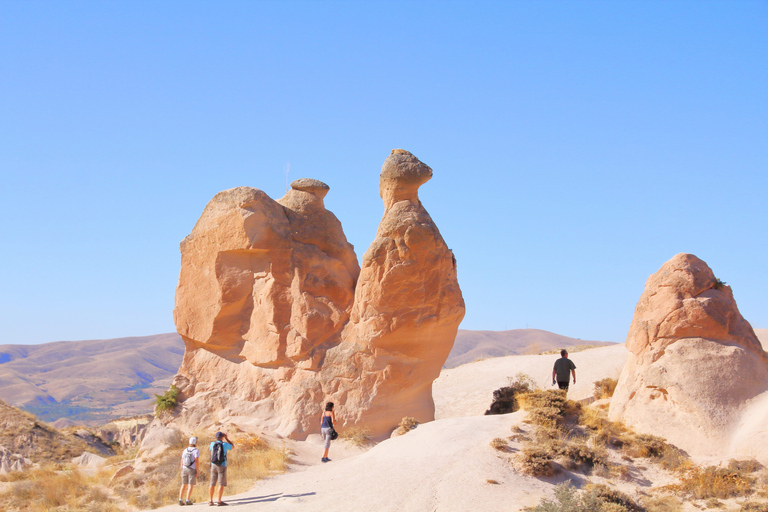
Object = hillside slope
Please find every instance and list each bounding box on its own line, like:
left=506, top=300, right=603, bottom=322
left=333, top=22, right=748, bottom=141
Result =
left=0, top=333, right=183, bottom=424
left=445, top=328, right=614, bottom=368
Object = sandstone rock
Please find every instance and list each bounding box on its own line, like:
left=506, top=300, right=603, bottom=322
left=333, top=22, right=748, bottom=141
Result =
left=140, top=150, right=464, bottom=456
left=110, top=464, right=134, bottom=483
left=322, top=150, right=465, bottom=435
left=609, top=253, right=768, bottom=459
left=72, top=451, right=107, bottom=468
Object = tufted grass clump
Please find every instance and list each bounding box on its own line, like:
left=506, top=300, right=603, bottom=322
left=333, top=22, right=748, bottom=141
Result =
left=593, top=378, right=618, bottom=399
left=342, top=426, right=374, bottom=446
left=674, top=465, right=754, bottom=499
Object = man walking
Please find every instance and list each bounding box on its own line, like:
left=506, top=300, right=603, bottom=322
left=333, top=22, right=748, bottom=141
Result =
left=179, top=436, right=199, bottom=506
left=552, top=349, right=576, bottom=391
left=209, top=431, right=234, bottom=507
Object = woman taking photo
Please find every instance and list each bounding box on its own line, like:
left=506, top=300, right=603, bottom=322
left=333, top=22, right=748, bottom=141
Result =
left=320, top=402, right=336, bottom=463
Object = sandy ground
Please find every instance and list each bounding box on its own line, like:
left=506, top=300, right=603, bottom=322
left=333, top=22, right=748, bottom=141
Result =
left=433, top=344, right=627, bottom=418
left=147, top=338, right=768, bottom=511
left=148, top=345, right=630, bottom=512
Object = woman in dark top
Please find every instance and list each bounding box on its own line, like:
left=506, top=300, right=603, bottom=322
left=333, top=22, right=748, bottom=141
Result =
left=320, top=401, right=336, bottom=463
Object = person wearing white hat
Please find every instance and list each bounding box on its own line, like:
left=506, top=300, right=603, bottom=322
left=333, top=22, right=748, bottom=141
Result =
left=179, top=436, right=200, bottom=506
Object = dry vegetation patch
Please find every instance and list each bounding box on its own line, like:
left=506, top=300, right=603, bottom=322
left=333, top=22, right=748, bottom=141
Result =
left=0, top=431, right=288, bottom=511
left=341, top=425, right=374, bottom=445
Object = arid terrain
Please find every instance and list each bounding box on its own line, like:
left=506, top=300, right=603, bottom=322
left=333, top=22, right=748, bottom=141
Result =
left=0, top=329, right=605, bottom=426
left=0, top=334, right=183, bottom=424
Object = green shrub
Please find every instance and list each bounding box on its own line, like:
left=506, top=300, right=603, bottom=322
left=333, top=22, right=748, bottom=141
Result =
left=154, top=385, right=179, bottom=414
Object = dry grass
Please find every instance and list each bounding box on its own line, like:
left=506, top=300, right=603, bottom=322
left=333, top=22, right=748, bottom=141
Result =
left=593, top=378, right=618, bottom=399
left=740, top=502, right=768, bottom=512
left=490, top=438, right=508, bottom=451
left=0, top=464, right=124, bottom=512
left=391, top=417, right=419, bottom=437
left=485, top=373, right=538, bottom=415
left=674, top=465, right=754, bottom=500
left=109, top=431, right=288, bottom=509
left=640, top=494, right=684, bottom=512
left=341, top=426, right=374, bottom=446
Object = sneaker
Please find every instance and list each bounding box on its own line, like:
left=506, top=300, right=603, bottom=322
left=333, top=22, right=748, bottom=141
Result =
left=179, top=499, right=185, bottom=506
left=321, top=457, right=328, bottom=462
left=186, top=500, right=194, bottom=505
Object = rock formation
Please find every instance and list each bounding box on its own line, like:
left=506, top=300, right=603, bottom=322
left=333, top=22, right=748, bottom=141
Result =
left=609, top=253, right=768, bottom=458
left=161, top=150, right=464, bottom=444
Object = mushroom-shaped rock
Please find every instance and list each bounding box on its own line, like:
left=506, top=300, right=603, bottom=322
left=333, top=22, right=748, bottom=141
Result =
left=322, top=150, right=465, bottom=437
left=140, top=150, right=463, bottom=452
left=609, top=253, right=768, bottom=459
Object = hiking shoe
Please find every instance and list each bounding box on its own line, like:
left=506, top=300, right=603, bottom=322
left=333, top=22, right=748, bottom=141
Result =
left=217, top=502, right=229, bottom=506
left=186, top=500, right=194, bottom=505
left=179, top=499, right=185, bottom=506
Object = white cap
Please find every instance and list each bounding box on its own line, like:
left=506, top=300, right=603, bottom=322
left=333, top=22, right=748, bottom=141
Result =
left=189, top=436, right=197, bottom=445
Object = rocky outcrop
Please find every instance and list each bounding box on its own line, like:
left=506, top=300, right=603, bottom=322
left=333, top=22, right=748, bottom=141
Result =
left=94, top=415, right=151, bottom=448
left=157, top=150, right=464, bottom=447
left=0, top=446, right=31, bottom=474
left=609, top=253, right=768, bottom=459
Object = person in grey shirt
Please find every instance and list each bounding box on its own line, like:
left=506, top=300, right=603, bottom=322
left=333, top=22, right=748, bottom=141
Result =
left=552, top=349, right=576, bottom=391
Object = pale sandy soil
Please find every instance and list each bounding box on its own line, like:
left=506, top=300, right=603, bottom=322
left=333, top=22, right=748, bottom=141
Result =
left=147, top=342, right=767, bottom=511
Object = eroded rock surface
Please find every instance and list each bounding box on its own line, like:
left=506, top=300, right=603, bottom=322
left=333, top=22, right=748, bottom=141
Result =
left=609, top=253, right=768, bottom=458
left=159, top=150, right=464, bottom=447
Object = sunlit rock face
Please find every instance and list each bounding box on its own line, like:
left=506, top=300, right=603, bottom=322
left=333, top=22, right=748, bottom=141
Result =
left=609, top=253, right=768, bottom=459
left=164, top=150, right=464, bottom=442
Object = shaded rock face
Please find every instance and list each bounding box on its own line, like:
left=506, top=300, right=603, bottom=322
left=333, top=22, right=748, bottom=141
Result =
left=609, top=253, right=768, bottom=458
left=167, top=150, right=464, bottom=441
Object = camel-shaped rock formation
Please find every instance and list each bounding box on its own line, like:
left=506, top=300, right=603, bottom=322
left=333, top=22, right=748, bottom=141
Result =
left=165, top=149, right=464, bottom=440
left=609, top=253, right=768, bottom=459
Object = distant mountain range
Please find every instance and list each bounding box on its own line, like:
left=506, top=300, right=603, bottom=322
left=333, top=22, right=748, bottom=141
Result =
left=0, top=333, right=183, bottom=425
left=1, top=328, right=764, bottom=426
left=445, top=328, right=615, bottom=368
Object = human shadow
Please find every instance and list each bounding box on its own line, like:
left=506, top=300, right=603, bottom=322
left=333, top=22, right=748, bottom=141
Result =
left=226, top=492, right=317, bottom=505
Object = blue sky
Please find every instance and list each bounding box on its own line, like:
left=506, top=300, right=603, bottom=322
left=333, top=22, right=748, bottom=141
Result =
left=1, top=1, right=765, bottom=345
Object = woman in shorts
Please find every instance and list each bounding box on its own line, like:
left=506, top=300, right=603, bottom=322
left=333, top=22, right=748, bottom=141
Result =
left=320, top=402, right=336, bottom=463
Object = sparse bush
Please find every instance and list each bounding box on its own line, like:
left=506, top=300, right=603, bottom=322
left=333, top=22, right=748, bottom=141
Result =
left=391, top=417, right=419, bottom=437
left=490, top=438, right=508, bottom=451
left=342, top=426, right=374, bottom=445
left=585, top=484, right=644, bottom=512
left=485, top=373, right=538, bottom=415
left=526, top=481, right=611, bottom=512
left=729, top=459, right=765, bottom=474
left=713, top=278, right=727, bottom=289
left=593, top=378, right=618, bottom=399
left=154, top=384, right=180, bottom=414
left=740, top=502, right=768, bottom=512
left=640, top=495, right=683, bottom=512
left=676, top=465, right=753, bottom=499
left=518, top=445, right=556, bottom=476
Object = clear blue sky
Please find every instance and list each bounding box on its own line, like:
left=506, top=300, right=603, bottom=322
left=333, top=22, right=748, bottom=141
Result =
left=1, top=1, right=765, bottom=345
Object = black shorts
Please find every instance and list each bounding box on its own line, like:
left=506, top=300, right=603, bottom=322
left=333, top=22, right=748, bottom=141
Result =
left=557, top=381, right=569, bottom=390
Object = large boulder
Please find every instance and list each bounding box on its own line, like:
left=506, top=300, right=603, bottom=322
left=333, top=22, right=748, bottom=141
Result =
left=156, top=150, right=464, bottom=444
left=609, top=253, right=768, bottom=460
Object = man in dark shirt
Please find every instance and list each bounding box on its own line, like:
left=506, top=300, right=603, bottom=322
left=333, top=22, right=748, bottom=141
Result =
left=552, top=349, right=576, bottom=391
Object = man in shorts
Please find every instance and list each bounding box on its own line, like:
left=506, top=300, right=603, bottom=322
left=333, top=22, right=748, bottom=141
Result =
left=179, top=436, right=199, bottom=506
left=209, top=431, right=234, bottom=507
left=552, top=349, right=576, bottom=391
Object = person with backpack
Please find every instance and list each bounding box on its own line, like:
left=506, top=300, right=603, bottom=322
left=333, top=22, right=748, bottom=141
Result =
left=179, top=436, right=200, bottom=506
left=208, top=431, right=234, bottom=506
